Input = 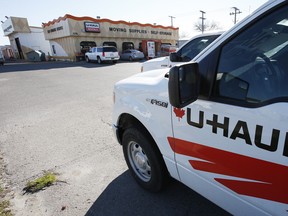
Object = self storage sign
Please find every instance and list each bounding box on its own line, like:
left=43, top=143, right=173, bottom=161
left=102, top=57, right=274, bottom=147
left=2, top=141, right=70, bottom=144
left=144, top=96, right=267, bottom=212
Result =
left=84, top=22, right=100, bottom=33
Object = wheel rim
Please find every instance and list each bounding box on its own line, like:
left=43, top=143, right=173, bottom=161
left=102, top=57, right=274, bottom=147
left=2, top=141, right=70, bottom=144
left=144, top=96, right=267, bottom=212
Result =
left=127, top=141, right=151, bottom=182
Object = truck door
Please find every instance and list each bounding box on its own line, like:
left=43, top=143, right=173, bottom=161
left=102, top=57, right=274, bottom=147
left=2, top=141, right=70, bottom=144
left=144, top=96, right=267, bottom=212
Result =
left=170, top=3, right=288, bottom=215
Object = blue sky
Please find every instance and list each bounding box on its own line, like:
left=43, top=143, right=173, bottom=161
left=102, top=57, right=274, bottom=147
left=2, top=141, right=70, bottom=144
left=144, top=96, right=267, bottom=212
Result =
left=0, top=0, right=268, bottom=45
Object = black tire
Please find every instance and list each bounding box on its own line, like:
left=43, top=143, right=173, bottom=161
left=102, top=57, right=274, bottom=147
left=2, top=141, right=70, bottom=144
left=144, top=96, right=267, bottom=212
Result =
left=113, top=60, right=117, bottom=64
left=85, top=56, right=90, bottom=63
left=129, top=56, right=133, bottom=62
left=122, top=127, right=168, bottom=192
left=97, top=57, right=102, bottom=64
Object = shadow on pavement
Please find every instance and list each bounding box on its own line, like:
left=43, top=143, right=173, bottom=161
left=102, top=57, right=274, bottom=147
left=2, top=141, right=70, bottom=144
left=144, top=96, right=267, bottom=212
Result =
left=0, top=61, right=114, bottom=73
left=0, top=60, right=146, bottom=73
left=85, top=171, right=230, bottom=216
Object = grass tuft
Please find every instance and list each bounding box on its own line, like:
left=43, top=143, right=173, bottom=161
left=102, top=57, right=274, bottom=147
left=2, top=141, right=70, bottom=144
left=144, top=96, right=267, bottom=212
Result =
left=24, top=172, right=56, bottom=193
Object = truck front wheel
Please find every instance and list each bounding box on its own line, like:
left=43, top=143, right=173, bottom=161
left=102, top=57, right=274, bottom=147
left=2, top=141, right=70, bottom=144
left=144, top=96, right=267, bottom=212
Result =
left=122, top=127, right=168, bottom=192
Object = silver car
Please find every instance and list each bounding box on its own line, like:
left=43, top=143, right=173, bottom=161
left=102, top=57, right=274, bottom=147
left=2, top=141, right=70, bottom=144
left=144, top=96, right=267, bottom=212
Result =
left=120, top=49, right=144, bottom=61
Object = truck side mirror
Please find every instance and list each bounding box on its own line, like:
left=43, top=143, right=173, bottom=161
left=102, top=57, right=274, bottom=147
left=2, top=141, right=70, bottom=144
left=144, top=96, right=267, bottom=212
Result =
left=168, top=62, right=200, bottom=108
left=170, top=52, right=182, bottom=62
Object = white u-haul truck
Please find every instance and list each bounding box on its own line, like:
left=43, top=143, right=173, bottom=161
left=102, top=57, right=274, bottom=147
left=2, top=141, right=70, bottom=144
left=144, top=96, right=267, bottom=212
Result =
left=112, top=0, right=288, bottom=215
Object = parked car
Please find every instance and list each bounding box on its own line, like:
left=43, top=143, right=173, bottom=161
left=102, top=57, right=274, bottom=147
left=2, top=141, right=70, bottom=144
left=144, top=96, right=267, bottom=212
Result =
left=141, top=31, right=223, bottom=72
left=120, top=49, right=144, bottom=61
left=85, top=46, right=120, bottom=64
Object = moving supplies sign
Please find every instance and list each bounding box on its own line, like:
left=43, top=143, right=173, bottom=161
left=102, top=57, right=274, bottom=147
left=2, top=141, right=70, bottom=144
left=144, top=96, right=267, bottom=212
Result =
left=84, top=22, right=100, bottom=33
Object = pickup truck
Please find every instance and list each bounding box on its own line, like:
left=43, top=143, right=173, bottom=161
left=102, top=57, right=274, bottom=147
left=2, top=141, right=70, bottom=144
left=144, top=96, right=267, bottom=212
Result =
left=113, top=0, right=288, bottom=215
left=141, top=31, right=223, bottom=72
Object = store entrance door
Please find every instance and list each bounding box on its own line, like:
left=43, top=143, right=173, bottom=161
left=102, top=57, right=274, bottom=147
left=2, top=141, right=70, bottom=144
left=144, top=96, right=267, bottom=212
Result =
left=15, top=38, right=24, bottom=59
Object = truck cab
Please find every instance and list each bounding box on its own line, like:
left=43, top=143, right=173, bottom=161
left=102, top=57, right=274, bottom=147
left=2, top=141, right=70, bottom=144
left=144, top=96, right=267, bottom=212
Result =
left=113, top=1, right=288, bottom=215
left=140, top=32, right=222, bottom=72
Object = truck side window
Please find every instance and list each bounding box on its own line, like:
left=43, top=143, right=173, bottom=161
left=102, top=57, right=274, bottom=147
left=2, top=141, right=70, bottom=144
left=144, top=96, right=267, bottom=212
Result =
left=178, top=35, right=219, bottom=62
left=214, top=5, right=288, bottom=105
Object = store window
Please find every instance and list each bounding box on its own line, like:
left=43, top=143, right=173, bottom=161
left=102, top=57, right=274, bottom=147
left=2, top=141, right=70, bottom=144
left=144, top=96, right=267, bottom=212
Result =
left=122, top=42, right=134, bottom=51
left=139, top=42, right=142, bottom=52
left=103, top=41, right=117, bottom=47
left=80, top=41, right=96, bottom=54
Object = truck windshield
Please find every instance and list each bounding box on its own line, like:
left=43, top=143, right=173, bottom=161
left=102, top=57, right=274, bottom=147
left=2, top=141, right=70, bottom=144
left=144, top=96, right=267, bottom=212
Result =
left=178, top=35, right=220, bottom=62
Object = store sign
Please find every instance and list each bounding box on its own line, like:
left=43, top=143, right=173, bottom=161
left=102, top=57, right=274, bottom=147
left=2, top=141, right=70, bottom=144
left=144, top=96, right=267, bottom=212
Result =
left=47, top=26, right=63, bottom=34
left=108, top=26, right=173, bottom=36
left=84, top=22, right=100, bottom=33
left=2, top=18, right=14, bottom=36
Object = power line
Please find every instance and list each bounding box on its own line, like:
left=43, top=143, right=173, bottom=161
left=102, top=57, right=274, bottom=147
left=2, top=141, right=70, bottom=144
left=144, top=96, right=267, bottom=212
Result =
left=230, top=7, right=242, bottom=24
left=199, top=10, right=206, bottom=33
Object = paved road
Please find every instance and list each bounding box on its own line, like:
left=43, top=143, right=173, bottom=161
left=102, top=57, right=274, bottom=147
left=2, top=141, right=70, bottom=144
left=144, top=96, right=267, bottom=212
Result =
left=0, top=61, right=230, bottom=216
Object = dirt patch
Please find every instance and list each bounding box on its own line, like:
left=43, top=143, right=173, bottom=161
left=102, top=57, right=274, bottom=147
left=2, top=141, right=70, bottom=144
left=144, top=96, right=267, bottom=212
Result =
left=0, top=154, right=13, bottom=216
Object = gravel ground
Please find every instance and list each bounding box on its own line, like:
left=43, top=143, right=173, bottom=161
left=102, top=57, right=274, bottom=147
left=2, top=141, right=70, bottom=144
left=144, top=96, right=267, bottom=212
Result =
left=0, top=61, right=136, bottom=215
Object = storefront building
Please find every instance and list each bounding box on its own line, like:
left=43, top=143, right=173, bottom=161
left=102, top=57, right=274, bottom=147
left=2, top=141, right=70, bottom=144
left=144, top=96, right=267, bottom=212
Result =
left=0, top=45, right=14, bottom=60
left=43, top=14, right=179, bottom=61
left=1, top=17, right=51, bottom=60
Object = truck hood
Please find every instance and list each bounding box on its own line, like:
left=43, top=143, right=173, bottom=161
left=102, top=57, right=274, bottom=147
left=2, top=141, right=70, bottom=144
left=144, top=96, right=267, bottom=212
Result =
left=141, top=56, right=170, bottom=72
left=115, top=68, right=169, bottom=87
left=144, top=56, right=168, bottom=63
left=114, top=68, right=170, bottom=103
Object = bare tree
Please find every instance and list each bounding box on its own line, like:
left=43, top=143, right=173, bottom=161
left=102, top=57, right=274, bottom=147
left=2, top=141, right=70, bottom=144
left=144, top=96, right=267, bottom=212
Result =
left=194, top=20, right=221, bottom=33
left=179, top=31, right=190, bottom=39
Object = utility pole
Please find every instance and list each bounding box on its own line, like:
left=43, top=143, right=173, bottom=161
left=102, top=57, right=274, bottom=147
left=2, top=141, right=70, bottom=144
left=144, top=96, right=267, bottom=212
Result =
left=199, top=10, right=206, bottom=33
left=230, top=7, right=242, bottom=24
left=168, top=15, right=175, bottom=27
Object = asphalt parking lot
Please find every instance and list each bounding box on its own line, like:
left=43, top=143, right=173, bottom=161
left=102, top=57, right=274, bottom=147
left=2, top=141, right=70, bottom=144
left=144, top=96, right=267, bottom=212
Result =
left=0, top=61, right=230, bottom=216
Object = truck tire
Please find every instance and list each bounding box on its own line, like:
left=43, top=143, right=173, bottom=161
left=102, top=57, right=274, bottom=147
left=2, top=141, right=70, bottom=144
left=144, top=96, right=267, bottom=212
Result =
left=122, top=127, right=168, bottom=192
left=85, top=56, right=90, bottom=63
left=97, top=57, right=102, bottom=64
